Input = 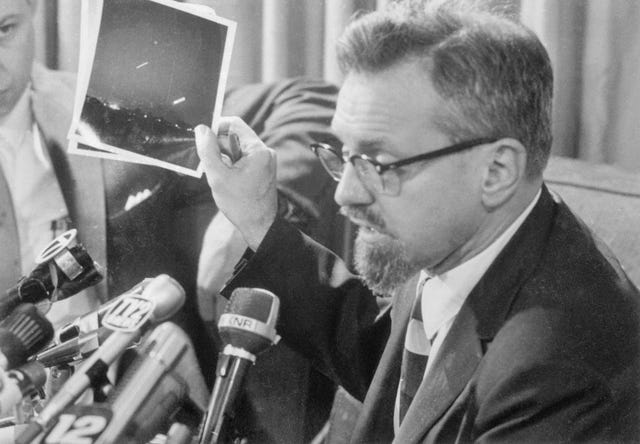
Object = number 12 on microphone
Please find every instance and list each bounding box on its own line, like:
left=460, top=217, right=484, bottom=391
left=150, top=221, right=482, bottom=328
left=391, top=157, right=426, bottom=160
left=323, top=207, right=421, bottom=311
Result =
left=42, top=405, right=112, bottom=444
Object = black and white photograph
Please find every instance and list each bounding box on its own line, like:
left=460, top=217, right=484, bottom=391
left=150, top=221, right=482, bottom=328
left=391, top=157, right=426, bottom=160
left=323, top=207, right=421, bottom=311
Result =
left=69, top=0, right=235, bottom=177
left=2, top=0, right=640, bottom=443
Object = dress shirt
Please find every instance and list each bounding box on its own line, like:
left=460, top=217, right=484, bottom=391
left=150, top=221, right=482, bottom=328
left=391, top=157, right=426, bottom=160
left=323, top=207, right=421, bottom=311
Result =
left=0, top=85, right=95, bottom=326
left=0, top=86, right=69, bottom=273
left=393, top=190, right=541, bottom=433
left=420, top=189, right=541, bottom=378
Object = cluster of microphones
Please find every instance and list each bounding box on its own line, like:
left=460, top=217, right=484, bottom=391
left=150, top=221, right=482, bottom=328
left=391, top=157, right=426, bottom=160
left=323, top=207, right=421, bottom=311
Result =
left=0, top=230, right=281, bottom=444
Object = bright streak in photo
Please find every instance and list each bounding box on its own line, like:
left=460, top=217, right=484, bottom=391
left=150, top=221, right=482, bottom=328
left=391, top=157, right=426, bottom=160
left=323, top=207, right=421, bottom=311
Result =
left=136, top=61, right=149, bottom=69
left=172, top=96, right=186, bottom=105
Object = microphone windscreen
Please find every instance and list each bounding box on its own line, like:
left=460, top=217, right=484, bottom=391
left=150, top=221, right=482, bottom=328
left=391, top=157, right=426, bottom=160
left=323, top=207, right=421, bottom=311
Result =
left=142, top=274, right=186, bottom=322
left=97, top=322, right=205, bottom=443
left=219, top=288, right=280, bottom=355
left=0, top=304, right=54, bottom=370
left=54, top=245, right=104, bottom=299
left=9, top=360, right=48, bottom=394
left=225, top=287, right=274, bottom=322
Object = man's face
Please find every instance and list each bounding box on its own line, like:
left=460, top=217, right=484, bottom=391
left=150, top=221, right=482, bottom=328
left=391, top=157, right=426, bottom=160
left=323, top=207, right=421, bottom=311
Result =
left=332, top=61, right=486, bottom=295
left=0, top=0, right=34, bottom=118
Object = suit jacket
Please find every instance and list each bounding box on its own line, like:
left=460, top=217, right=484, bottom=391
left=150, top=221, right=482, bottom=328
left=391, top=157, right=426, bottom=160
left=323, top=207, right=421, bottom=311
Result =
left=222, top=185, right=640, bottom=443
left=0, top=77, right=339, bottom=440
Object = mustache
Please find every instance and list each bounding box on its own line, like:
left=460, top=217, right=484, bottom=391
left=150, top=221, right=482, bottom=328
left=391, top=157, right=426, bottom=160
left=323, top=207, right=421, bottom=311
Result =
left=339, top=206, right=385, bottom=229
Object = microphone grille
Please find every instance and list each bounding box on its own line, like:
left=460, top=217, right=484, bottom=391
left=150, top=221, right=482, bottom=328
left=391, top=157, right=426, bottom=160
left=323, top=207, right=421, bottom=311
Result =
left=0, top=304, right=54, bottom=369
left=219, top=288, right=280, bottom=355
left=226, top=288, right=274, bottom=323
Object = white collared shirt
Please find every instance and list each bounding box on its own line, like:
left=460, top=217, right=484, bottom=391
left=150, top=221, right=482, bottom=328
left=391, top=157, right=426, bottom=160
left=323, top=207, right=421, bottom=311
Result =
left=0, top=85, right=69, bottom=274
left=420, top=189, right=542, bottom=378
left=0, top=85, right=95, bottom=327
left=393, top=190, right=542, bottom=434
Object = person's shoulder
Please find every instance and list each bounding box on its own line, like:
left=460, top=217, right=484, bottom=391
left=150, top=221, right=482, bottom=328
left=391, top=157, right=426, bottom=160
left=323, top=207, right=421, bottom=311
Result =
left=475, top=197, right=640, bottom=379
left=481, top=212, right=640, bottom=386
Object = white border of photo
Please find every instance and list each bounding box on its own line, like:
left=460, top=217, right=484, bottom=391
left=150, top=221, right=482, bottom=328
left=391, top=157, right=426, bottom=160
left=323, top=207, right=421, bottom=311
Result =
left=67, top=0, right=236, bottom=178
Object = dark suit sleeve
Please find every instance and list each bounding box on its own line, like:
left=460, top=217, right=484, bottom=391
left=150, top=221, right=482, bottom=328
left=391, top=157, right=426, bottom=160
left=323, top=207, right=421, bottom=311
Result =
left=221, top=217, right=390, bottom=401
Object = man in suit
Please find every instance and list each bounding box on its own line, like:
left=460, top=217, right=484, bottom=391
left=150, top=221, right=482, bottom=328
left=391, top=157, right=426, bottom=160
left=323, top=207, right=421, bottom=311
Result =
left=0, top=0, right=338, bottom=441
left=196, top=1, right=640, bottom=442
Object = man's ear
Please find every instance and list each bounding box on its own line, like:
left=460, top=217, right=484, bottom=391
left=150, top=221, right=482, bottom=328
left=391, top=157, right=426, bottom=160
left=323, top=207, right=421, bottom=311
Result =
left=480, top=138, right=527, bottom=210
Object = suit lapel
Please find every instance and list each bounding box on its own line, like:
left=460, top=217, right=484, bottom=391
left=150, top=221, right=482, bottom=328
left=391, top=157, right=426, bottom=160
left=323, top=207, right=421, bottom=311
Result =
left=352, top=275, right=418, bottom=443
left=47, top=140, right=109, bottom=302
left=0, top=167, right=21, bottom=286
left=394, top=186, right=558, bottom=443
left=395, top=302, right=483, bottom=443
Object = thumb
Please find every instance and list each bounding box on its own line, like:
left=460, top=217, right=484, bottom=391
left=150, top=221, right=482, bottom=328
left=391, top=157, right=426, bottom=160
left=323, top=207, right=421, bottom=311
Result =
left=217, top=116, right=265, bottom=155
left=195, top=124, right=226, bottom=177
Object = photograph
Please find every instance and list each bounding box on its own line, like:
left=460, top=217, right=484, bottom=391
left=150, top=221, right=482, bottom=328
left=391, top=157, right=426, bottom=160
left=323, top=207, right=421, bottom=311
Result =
left=69, top=0, right=235, bottom=177
left=2, top=0, right=640, bottom=443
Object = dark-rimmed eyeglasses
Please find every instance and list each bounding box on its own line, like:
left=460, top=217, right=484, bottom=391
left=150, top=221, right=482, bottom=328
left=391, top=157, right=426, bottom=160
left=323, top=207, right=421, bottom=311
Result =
left=310, top=137, right=497, bottom=195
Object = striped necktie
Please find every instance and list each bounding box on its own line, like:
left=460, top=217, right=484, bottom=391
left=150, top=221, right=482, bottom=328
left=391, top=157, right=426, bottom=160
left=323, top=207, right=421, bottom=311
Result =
left=397, top=278, right=433, bottom=424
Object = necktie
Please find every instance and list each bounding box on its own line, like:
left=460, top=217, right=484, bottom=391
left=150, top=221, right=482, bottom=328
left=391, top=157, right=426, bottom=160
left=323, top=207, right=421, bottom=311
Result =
left=397, top=278, right=432, bottom=424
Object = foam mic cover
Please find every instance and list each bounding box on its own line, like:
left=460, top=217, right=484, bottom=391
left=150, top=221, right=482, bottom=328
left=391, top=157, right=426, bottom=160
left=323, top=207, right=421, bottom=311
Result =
left=16, top=275, right=186, bottom=444
left=54, top=279, right=151, bottom=344
left=0, top=304, right=54, bottom=370
left=197, top=288, right=280, bottom=444
left=0, top=361, right=47, bottom=416
left=0, top=238, right=103, bottom=320
left=218, top=287, right=280, bottom=354
left=95, top=322, right=207, bottom=444
left=35, top=276, right=182, bottom=368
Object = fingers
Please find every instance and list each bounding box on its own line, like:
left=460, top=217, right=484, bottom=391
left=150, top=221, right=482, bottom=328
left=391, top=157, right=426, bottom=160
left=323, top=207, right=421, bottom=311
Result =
left=199, top=116, right=266, bottom=169
left=217, top=116, right=264, bottom=155
left=195, top=124, right=225, bottom=178
left=196, top=117, right=275, bottom=182
left=228, top=133, right=242, bottom=163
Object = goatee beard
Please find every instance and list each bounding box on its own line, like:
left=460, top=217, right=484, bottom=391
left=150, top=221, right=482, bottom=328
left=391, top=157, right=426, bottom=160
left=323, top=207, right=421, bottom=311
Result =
left=353, top=231, right=421, bottom=297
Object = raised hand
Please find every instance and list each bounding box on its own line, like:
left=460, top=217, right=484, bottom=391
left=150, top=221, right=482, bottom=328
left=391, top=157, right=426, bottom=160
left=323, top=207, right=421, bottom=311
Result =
left=196, top=116, right=278, bottom=250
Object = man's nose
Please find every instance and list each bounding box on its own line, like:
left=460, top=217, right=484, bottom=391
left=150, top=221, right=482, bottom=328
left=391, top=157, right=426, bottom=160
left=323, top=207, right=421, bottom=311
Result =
left=334, top=162, right=374, bottom=207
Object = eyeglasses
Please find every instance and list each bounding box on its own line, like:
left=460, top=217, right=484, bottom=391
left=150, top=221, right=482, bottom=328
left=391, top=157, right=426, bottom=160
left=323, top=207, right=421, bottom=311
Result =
left=310, top=137, right=497, bottom=195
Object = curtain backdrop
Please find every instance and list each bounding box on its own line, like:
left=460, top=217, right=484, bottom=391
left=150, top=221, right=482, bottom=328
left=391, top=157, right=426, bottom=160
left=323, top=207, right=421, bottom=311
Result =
left=37, top=0, right=640, bottom=171
left=521, top=0, right=640, bottom=171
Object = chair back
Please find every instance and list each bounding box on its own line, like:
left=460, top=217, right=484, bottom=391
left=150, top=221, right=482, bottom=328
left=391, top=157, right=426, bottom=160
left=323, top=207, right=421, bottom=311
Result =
left=545, top=156, right=640, bottom=287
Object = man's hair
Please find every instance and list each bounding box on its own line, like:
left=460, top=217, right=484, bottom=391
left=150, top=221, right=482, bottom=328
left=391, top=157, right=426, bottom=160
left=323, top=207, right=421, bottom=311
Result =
left=336, top=0, right=553, bottom=178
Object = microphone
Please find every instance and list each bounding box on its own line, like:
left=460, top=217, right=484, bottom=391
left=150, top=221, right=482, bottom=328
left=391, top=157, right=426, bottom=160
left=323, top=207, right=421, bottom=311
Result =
left=166, top=423, right=197, bottom=444
left=94, top=322, right=208, bottom=444
left=197, top=287, right=280, bottom=444
left=35, top=327, right=112, bottom=368
left=0, top=229, right=103, bottom=319
left=35, top=278, right=157, bottom=367
left=0, top=361, right=47, bottom=416
left=0, top=303, right=54, bottom=370
left=16, top=274, right=185, bottom=444
left=53, top=278, right=151, bottom=343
